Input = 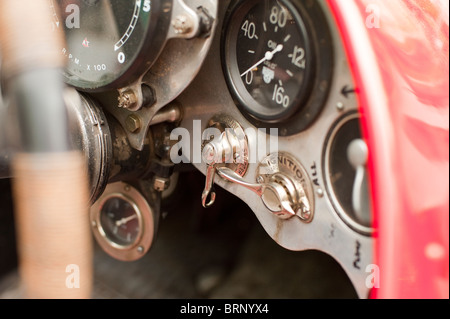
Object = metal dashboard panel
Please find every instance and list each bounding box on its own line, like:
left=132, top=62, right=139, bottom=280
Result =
left=177, top=0, right=373, bottom=298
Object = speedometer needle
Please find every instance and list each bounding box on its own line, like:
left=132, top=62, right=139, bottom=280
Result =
left=115, top=215, right=137, bottom=227
left=240, top=44, right=283, bottom=77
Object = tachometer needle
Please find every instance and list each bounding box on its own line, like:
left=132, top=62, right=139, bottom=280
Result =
left=240, top=44, right=283, bottom=77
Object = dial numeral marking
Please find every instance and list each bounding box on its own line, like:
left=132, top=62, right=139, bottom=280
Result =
left=288, top=45, right=306, bottom=69
left=241, top=20, right=258, bottom=39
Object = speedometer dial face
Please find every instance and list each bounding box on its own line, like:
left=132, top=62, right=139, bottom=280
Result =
left=52, top=0, right=171, bottom=90
left=223, top=0, right=314, bottom=122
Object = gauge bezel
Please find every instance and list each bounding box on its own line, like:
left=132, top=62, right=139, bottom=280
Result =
left=90, top=182, right=155, bottom=261
left=97, top=193, right=143, bottom=249
left=61, top=0, right=173, bottom=92
left=322, top=112, right=374, bottom=236
left=223, top=0, right=314, bottom=122
left=221, top=0, right=334, bottom=135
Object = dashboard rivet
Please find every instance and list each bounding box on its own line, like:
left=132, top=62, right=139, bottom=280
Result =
left=137, top=246, right=144, bottom=254
left=336, top=102, right=345, bottom=111
left=317, top=188, right=324, bottom=198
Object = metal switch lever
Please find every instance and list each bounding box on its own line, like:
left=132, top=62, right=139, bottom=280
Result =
left=201, top=134, right=311, bottom=220
left=201, top=129, right=244, bottom=208
left=202, top=164, right=217, bottom=208
left=200, top=115, right=312, bottom=221
left=216, top=167, right=300, bottom=219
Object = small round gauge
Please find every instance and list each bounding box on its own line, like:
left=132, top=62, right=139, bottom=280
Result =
left=90, top=182, right=156, bottom=261
left=52, top=0, right=172, bottom=91
left=100, top=197, right=141, bottom=247
left=222, top=0, right=333, bottom=133
left=323, top=112, right=373, bottom=236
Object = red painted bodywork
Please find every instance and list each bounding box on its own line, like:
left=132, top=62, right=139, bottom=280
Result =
left=328, top=0, right=449, bottom=298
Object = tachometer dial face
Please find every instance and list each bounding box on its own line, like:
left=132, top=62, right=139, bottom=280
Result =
left=223, top=0, right=314, bottom=122
left=52, top=0, right=171, bottom=90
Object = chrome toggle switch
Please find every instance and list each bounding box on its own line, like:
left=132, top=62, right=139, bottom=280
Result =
left=201, top=115, right=249, bottom=208
left=200, top=116, right=314, bottom=222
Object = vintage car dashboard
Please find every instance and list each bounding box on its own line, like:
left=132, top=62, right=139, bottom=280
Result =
left=0, top=0, right=376, bottom=298
left=176, top=0, right=373, bottom=298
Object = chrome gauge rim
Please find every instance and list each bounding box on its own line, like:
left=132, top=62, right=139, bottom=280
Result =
left=222, top=0, right=314, bottom=122
left=323, top=112, right=374, bottom=236
left=90, top=182, right=155, bottom=261
left=221, top=0, right=334, bottom=135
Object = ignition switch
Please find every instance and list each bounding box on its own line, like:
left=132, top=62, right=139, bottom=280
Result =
left=201, top=115, right=314, bottom=222
left=216, top=153, right=314, bottom=221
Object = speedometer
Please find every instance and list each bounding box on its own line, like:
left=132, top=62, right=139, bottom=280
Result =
left=52, top=0, right=172, bottom=91
left=222, top=0, right=333, bottom=134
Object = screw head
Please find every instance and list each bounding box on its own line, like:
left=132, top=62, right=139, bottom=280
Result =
left=154, top=177, right=169, bottom=192
left=125, top=115, right=141, bottom=133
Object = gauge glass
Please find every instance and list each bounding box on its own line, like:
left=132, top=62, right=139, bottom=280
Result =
left=324, top=113, right=373, bottom=235
left=223, top=0, right=313, bottom=122
left=90, top=182, right=155, bottom=261
left=52, top=0, right=170, bottom=90
left=100, top=196, right=141, bottom=247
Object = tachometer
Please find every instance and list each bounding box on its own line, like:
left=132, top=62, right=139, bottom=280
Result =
left=53, top=0, right=172, bottom=91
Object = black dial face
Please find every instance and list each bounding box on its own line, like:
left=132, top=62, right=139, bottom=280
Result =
left=100, top=196, right=141, bottom=247
left=224, top=0, right=313, bottom=122
left=52, top=0, right=169, bottom=90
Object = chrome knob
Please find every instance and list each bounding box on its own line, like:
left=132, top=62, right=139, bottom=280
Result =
left=200, top=116, right=313, bottom=222
left=216, top=167, right=308, bottom=220
left=201, top=117, right=248, bottom=208
left=202, top=141, right=312, bottom=220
